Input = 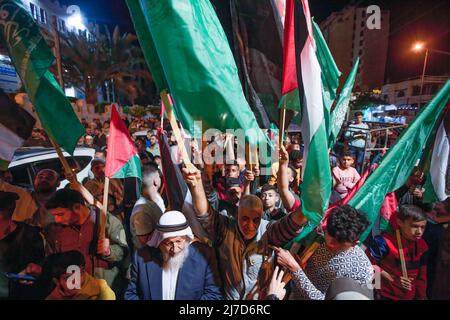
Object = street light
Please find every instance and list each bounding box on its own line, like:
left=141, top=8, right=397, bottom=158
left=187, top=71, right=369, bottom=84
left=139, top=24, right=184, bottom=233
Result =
left=411, top=42, right=450, bottom=108
left=412, top=42, right=429, bottom=109
left=66, top=5, right=86, bottom=32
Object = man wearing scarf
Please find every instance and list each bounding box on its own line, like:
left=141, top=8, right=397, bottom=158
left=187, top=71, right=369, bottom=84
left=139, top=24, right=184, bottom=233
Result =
left=125, top=211, right=222, bottom=300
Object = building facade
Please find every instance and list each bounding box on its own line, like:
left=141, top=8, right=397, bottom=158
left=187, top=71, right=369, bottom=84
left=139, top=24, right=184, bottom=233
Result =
left=320, top=5, right=390, bottom=91
left=381, top=75, right=448, bottom=107
left=0, top=0, right=93, bottom=97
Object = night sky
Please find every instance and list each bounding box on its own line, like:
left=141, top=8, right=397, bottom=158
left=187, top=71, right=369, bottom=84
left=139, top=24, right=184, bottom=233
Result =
left=59, top=0, right=449, bottom=84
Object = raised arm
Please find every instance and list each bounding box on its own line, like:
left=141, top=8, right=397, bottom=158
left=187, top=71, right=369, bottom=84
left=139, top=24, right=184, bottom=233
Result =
left=182, top=165, right=209, bottom=216
left=278, top=146, right=295, bottom=210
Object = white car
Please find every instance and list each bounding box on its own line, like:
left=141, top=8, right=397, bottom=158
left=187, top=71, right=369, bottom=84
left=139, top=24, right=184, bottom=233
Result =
left=8, top=147, right=96, bottom=191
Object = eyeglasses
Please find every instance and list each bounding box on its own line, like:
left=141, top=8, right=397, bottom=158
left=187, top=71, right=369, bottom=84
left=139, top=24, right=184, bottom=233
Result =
left=160, top=238, right=186, bottom=249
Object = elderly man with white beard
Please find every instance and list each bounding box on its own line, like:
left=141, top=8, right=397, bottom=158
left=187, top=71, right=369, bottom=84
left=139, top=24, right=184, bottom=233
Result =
left=125, top=211, right=223, bottom=300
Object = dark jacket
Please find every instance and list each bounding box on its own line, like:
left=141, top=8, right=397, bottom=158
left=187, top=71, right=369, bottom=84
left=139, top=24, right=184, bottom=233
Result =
left=0, top=222, right=44, bottom=298
left=125, top=242, right=222, bottom=300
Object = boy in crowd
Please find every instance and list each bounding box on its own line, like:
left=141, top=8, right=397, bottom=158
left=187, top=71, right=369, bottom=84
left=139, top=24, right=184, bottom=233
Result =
left=260, top=184, right=286, bottom=221
left=41, top=251, right=115, bottom=300
left=367, top=205, right=428, bottom=300
left=330, top=153, right=360, bottom=203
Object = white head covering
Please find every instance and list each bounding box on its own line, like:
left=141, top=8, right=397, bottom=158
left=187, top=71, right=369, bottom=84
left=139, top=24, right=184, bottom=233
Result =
left=147, top=210, right=194, bottom=248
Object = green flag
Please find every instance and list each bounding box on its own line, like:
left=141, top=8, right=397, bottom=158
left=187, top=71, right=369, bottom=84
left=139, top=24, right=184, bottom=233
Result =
left=312, top=18, right=341, bottom=134
left=348, top=79, right=450, bottom=241
left=126, top=0, right=168, bottom=93
left=329, top=58, right=360, bottom=149
left=126, top=0, right=265, bottom=146
left=0, top=0, right=84, bottom=154
left=312, top=18, right=341, bottom=105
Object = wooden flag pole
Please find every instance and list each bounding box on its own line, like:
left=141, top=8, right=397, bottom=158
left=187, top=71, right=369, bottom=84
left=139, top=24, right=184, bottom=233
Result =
left=48, top=137, right=103, bottom=210
left=48, top=137, right=75, bottom=182
left=298, top=241, right=320, bottom=268
left=99, top=177, right=110, bottom=240
left=46, top=49, right=103, bottom=211
left=279, top=105, right=286, bottom=147
left=245, top=143, right=254, bottom=172
left=160, top=90, right=196, bottom=185
left=396, top=229, right=408, bottom=279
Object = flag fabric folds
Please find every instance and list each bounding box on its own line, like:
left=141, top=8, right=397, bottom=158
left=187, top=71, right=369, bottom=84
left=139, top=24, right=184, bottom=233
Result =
left=105, top=105, right=141, bottom=180
left=329, top=58, right=360, bottom=149
left=423, top=121, right=450, bottom=202
left=0, top=0, right=84, bottom=154
left=156, top=128, right=189, bottom=212
left=312, top=18, right=341, bottom=133
left=293, top=0, right=332, bottom=239
left=126, top=0, right=265, bottom=146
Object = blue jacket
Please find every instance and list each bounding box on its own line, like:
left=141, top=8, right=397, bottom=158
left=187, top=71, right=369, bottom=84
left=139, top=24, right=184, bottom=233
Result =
left=125, top=242, right=222, bottom=300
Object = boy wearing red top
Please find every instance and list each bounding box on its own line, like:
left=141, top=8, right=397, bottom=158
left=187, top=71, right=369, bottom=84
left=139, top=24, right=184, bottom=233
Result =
left=367, top=205, right=428, bottom=300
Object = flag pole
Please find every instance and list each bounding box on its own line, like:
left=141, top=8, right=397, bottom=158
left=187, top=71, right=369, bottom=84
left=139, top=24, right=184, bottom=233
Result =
left=46, top=55, right=103, bottom=211
left=100, top=176, right=110, bottom=239
left=396, top=229, right=408, bottom=279
left=298, top=241, right=320, bottom=268
left=279, top=105, right=286, bottom=147
left=160, top=90, right=196, bottom=185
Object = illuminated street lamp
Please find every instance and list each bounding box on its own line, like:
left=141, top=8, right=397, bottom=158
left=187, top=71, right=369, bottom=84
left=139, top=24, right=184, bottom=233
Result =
left=411, top=42, right=450, bottom=108
left=66, top=5, right=86, bottom=31
left=412, top=42, right=425, bottom=52
left=412, top=42, right=429, bottom=108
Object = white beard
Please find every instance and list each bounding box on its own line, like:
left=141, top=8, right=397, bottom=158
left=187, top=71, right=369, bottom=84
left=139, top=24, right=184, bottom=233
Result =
left=162, top=246, right=190, bottom=272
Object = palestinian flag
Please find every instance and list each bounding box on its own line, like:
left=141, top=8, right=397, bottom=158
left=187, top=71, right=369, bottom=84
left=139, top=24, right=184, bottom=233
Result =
left=0, top=0, right=84, bottom=155
left=293, top=0, right=332, bottom=240
left=105, top=104, right=141, bottom=180
left=279, top=1, right=340, bottom=119
left=348, top=79, right=450, bottom=241
left=0, top=89, right=35, bottom=170
left=423, top=120, right=450, bottom=203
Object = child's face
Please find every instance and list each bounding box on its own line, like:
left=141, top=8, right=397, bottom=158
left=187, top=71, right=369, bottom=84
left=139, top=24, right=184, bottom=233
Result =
left=340, top=156, right=354, bottom=169
left=397, top=218, right=427, bottom=241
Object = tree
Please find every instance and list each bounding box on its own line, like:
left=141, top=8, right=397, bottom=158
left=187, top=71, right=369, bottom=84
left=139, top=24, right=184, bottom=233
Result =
left=60, top=26, right=153, bottom=105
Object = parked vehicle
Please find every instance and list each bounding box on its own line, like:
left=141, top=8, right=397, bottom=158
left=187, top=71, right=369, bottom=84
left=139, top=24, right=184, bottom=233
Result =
left=8, top=147, right=95, bottom=191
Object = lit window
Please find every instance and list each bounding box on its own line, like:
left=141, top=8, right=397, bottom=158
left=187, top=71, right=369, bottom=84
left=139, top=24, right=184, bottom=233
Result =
left=40, top=8, right=47, bottom=24
left=30, top=3, right=38, bottom=20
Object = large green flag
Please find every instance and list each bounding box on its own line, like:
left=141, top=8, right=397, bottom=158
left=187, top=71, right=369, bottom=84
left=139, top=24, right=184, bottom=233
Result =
left=0, top=0, right=84, bottom=154
left=312, top=18, right=341, bottom=134
left=126, top=0, right=265, bottom=146
left=126, top=0, right=168, bottom=93
left=329, top=58, right=360, bottom=149
left=348, top=79, right=450, bottom=241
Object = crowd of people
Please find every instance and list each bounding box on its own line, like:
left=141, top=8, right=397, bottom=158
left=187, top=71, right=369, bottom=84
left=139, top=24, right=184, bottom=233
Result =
left=0, top=111, right=449, bottom=301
